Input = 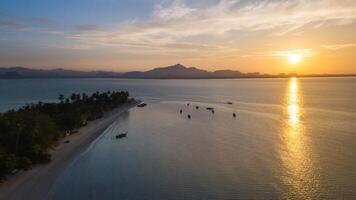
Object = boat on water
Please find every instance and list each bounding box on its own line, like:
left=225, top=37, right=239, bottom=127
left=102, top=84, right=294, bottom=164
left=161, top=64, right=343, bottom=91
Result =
left=137, top=103, right=147, bottom=107
left=116, top=132, right=128, bottom=139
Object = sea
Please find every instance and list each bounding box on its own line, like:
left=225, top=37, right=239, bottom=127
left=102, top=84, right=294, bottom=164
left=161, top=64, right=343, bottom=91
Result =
left=1, top=77, right=355, bottom=199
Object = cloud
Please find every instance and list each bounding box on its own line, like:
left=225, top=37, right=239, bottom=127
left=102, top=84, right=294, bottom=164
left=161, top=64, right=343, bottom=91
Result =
left=0, top=11, right=61, bottom=33
left=74, top=25, right=101, bottom=32
left=32, top=17, right=60, bottom=26
left=67, top=0, right=356, bottom=56
left=232, top=48, right=315, bottom=59
left=0, top=20, right=28, bottom=31
left=2, top=0, right=356, bottom=59
left=270, top=48, right=315, bottom=58
left=142, top=0, right=356, bottom=36
left=153, top=0, right=196, bottom=20
left=322, top=43, right=356, bottom=50
left=40, top=43, right=92, bottom=50
left=0, top=12, right=28, bottom=31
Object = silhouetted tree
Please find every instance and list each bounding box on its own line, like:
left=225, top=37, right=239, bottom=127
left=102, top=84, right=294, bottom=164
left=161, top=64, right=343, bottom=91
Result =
left=58, top=94, right=64, bottom=103
left=0, top=90, right=130, bottom=181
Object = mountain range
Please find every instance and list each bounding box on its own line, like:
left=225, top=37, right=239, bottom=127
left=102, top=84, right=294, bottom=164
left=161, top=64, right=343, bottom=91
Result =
left=0, top=64, right=354, bottom=79
left=0, top=67, right=122, bottom=78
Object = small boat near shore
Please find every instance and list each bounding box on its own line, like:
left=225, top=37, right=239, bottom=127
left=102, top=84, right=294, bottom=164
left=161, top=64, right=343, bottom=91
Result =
left=137, top=103, right=147, bottom=107
left=116, top=132, right=128, bottom=139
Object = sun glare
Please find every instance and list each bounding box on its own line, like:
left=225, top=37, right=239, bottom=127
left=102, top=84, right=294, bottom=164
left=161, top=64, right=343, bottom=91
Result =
left=288, top=53, right=302, bottom=65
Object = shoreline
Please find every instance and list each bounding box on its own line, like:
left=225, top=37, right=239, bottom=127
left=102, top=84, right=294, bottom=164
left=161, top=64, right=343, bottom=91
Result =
left=0, top=101, right=139, bottom=200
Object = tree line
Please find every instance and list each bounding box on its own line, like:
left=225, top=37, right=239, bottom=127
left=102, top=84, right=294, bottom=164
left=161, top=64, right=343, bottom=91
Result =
left=0, top=91, right=130, bottom=181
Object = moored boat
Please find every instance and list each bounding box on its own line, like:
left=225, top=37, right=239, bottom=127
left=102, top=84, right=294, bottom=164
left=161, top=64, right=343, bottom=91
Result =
left=137, top=103, right=147, bottom=107
left=116, top=132, right=128, bottom=139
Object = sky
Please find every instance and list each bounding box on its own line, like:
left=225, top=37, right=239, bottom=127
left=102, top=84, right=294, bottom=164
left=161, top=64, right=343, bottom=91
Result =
left=0, top=0, right=356, bottom=74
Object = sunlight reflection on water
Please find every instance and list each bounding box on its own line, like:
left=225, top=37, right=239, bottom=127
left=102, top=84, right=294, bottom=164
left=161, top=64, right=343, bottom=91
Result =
left=281, top=77, right=322, bottom=199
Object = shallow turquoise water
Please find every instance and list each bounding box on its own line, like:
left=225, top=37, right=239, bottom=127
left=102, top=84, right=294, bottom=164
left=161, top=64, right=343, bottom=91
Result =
left=1, top=78, right=356, bottom=199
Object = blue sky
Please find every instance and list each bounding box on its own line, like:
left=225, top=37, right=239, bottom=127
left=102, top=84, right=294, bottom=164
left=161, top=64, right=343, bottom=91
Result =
left=0, top=0, right=155, bottom=26
left=1, top=0, right=355, bottom=73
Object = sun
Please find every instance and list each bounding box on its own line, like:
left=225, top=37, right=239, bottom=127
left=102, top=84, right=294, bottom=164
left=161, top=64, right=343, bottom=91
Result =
left=287, top=53, right=302, bottom=65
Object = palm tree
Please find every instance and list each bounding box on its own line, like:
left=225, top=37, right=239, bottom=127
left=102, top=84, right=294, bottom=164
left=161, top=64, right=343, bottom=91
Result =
left=58, top=94, right=64, bottom=103
left=70, top=93, right=77, bottom=102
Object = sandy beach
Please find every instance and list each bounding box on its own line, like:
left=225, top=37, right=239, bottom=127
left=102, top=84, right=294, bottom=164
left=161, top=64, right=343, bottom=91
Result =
left=0, top=101, right=138, bottom=200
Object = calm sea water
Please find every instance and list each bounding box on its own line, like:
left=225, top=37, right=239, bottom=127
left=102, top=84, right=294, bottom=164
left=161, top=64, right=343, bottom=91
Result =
left=1, top=78, right=356, bottom=199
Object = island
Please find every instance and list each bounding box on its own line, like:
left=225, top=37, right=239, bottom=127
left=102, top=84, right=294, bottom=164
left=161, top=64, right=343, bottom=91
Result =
left=0, top=91, right=133, bottom=181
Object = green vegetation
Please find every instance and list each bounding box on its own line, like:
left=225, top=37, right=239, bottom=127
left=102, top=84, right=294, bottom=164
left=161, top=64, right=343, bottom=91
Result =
left=0, top=91, right=130, bottom=181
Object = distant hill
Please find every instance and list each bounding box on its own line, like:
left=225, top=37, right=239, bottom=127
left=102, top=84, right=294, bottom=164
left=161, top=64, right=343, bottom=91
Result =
left=122, top=64, right=210, bottom=78
left=1, top=64, right=355, bottom=79
left=0, top=64, right=258, bottom=79
left=0, top=67, right=122, bottom=78
left=121, top=64, right=269, bottom=79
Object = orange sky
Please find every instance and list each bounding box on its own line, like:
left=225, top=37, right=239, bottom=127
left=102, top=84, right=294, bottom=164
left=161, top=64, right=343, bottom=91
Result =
left=0, top=0, right=355, bottom=74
